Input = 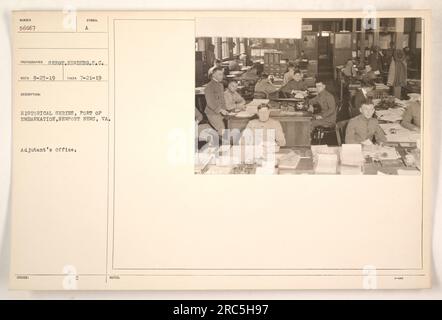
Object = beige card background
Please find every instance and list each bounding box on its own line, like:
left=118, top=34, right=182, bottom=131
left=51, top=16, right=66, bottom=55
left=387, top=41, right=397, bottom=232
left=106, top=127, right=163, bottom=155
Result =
left=1, top=3, right=437, bottom=296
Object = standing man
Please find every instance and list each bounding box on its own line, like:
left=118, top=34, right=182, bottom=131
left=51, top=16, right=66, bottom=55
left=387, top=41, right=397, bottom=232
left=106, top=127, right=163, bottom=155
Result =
left=308, top=82, right=337, bottom=129
left=387, top=49, right=407, bottom=99
left=367, top=46, right=383, bottom=72
left=204, top=68, right=228, bottom=135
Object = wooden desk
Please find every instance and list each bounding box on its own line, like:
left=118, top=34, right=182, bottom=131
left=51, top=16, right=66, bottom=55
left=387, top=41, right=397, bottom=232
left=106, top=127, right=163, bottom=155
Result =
left=226, top=114, right=312, bottom=147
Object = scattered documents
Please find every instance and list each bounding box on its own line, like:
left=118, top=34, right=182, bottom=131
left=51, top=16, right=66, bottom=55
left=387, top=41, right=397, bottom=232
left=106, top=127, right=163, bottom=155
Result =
left=379, top=123, right=421, bottom=142
left=375, top=108, right=404, bottom=122
left=363, top=145, right=401, bottom=160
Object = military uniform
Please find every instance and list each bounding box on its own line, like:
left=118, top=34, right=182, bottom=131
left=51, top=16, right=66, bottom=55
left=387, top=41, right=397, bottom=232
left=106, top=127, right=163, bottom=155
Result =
left=204, top=79, right=226, bottom=134
left=309, top=89, right=337, bottom=128
left=345, top=114, right=387, bottom=144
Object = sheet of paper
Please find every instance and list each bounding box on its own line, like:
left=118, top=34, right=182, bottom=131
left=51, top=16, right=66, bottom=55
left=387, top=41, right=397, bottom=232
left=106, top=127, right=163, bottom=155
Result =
left=341, top=144, right=364, bottom=166
left=9, top=10, right=431, bottom=291
left=315, top=153, right=338, bottom=174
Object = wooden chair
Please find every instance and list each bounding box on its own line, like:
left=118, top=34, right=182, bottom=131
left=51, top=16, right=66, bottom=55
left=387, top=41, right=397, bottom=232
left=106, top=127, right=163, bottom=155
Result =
left=311, top=125, right=336, bottom=145
left=335, top=120, right=349, bottom=146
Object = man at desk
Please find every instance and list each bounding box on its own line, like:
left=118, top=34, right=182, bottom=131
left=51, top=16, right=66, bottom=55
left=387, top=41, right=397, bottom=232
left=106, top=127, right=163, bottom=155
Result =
left=280, top=70, right=308, bottom=95
left=346, top=103, right=387, bottom=145
left=224, top=80, right=246, bottom=111
left=283, top=63, right=296, bottom=85
left=308, top=82, right=337, bottom=129
left=401, top=100, right=421, bottom=131
left=245, top=105, right=286, bottom=147
left=204, top=68, right=228, bottom=134
left=361, top=64, right=377, bottom=85
left=254, top=73, right=278, bottom=98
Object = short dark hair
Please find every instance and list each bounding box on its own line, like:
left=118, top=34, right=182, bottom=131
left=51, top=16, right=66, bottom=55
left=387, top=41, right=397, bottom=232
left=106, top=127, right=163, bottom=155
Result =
left=257, top=104, right=269, bottom=111
left=294, top=69, right=302, bottom=76
left=215, top=59, right=221, bottom=64
left=260, top=73, right=269, bottom=79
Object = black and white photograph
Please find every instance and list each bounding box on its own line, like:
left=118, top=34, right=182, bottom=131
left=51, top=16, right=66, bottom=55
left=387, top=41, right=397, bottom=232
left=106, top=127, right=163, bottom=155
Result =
left=195, top=17, right=423, bottom=175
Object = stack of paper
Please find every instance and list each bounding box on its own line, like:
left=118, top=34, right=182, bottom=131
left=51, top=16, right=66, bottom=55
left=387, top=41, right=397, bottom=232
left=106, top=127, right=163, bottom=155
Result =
left=311, top=145, right=332, bottom=158
left=278, top=151, right=301, bottom=170
left=315, top=153, right=338, bottom=174
left=340, top=144, right=364, bottom=166
left=341, top=165, right=363, bottom=175
left=375, top=83, right=390, bottom=90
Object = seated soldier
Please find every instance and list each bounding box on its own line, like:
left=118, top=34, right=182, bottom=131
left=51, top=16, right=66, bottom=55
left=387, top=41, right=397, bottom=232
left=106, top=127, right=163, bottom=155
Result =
left=224, top=80, right=246, bottom=111
left=279, top=70, right=308, bottom=96
left=401, top=100, right=421, bottom=131
left=282, top=63, right=296, bottom=85
left=244, top=104, right=286, bottom=147
left=307, top=82, right=337, bottom=129
left=345, top=103, right=387, bottom=145
left=254, top=73, right=278, bottom=98
left=341, top=59, right=357, bottom=78
left=361, top=64, right=377, bottom=85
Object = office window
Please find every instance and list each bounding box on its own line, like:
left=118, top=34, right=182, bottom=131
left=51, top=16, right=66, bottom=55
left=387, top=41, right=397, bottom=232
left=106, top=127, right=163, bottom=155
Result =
left=221, top=37, right=229, bottom=59
left=233, top=38, right=240, bottom=55
left=212, top=37, right=221, bottom=59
